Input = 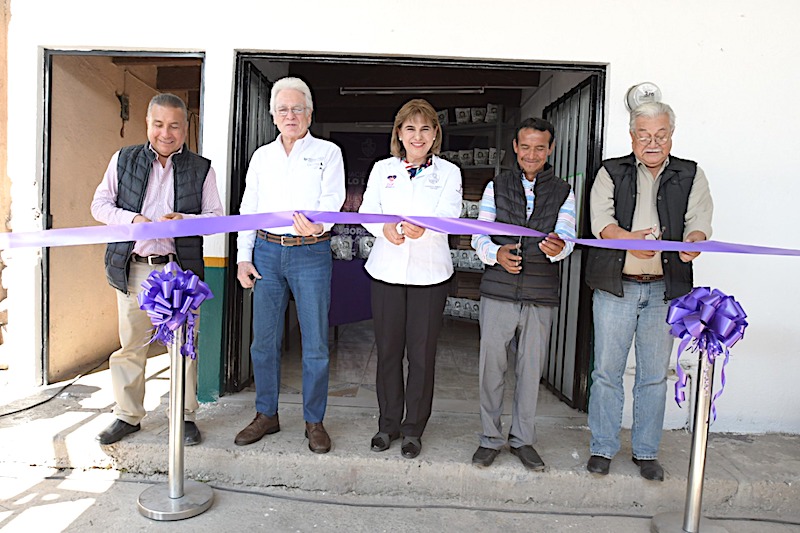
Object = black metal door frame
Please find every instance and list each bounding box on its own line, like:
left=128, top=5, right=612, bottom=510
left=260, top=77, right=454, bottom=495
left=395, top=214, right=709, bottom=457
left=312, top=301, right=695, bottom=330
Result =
left=224, top=59, right=274, bottom=392
left=543, top=74, right=605, bottom=410
left=223, top=52, right=606, bottom=398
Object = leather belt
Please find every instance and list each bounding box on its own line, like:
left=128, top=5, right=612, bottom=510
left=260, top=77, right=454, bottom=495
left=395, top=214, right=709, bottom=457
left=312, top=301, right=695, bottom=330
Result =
left=256, top=230, right=331, bottom=246
left=130, top=253, right=175, bottom=265
left=622, top=273, right=664, bottom=283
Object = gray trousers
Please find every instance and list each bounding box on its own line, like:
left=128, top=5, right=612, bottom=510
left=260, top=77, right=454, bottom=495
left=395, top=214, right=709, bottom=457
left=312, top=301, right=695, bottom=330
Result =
left=478, top=296, right=554, bottom=449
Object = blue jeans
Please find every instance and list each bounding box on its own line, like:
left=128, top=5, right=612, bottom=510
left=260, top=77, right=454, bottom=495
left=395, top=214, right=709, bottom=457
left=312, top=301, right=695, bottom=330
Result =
left=588, top=280, right=675, bottom=460
left=250, top=238, right=331, bottom=423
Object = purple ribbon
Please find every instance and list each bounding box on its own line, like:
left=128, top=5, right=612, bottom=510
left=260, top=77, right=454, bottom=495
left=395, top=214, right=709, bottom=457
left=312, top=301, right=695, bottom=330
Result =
left=1, top=210, right=800, bottom=257
left=137, top=261, right=213, bottom=359
left=666, top=287, right=748, bottom=421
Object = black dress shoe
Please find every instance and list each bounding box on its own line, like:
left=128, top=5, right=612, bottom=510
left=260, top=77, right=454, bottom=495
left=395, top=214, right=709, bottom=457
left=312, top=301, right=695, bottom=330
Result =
left=510, top=445, right=545, bottom=471
left=401, top=436, right=421, bottom=459
left=587, top=455, right=611, bottom=475
left=633, top=457, right=664, bottom=481
left=96, top=419, right=140, bottom=445
left=472, top=446, right=500, bottom=467
left=371, top=432, right=399, bottom=452
left=184, top=421, right=201, bottom=446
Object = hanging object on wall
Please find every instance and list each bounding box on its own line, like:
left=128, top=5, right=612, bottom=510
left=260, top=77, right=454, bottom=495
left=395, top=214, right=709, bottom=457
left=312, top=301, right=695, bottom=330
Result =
left=624, top=81, right=662, bottom=111
left=116, top=92, right=130, bottom=137
left=116, top=69, right=130, bottom=138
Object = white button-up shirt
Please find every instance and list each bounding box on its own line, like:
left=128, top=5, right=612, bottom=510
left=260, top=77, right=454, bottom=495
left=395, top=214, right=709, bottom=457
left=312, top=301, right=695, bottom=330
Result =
left=236, top=132, right=346, bottom=263
left=359, top=155, right=463, bottom=285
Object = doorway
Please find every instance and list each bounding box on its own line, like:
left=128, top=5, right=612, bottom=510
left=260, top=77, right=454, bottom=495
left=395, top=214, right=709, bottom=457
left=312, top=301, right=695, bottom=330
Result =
left=225, top=53, right=605, bottom=411
left=42, top=51, right=203, bottom=383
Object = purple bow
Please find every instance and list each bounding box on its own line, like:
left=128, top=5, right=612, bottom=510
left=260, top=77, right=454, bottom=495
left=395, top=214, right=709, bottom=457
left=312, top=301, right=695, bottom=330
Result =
left=666, top=287, right=748, bottom=421
left=137, top=262, right=213, bottom=359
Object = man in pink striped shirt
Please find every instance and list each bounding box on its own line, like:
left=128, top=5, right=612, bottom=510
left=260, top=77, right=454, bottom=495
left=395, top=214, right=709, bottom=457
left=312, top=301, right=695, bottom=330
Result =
left=91, top=93, right=223, bottom=446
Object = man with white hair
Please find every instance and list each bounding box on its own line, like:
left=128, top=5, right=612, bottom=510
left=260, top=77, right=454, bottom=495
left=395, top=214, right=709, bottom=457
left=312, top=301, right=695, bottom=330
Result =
left=234, top=77, right=345, bottom=454
left=585, top=102, right=713, bottom=481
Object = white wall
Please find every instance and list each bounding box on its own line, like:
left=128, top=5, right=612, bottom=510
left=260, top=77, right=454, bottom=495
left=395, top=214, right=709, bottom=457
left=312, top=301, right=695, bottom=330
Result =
left=6, top=0, right=800, bottom=433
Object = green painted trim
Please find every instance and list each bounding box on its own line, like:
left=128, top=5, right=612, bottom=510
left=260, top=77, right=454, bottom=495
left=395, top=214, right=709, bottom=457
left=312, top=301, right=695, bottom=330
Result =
left=198, top=266, right=225, bottom=402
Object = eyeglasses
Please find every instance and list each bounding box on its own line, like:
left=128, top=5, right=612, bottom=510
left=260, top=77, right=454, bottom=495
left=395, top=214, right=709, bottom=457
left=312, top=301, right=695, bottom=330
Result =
left=276, top=106, right=308, bottom=117
left=635, top=134, right=671, bottom=146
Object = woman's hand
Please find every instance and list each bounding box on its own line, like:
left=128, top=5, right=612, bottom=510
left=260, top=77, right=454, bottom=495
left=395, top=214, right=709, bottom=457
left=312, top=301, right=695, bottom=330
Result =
left=401, top=221, right=425, bottom=239
left=383, top=223, right=405, bottom=245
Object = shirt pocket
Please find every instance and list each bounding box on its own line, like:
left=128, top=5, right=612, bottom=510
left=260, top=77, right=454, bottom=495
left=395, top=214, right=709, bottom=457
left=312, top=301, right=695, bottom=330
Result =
left=293, top=157, right=325, bottom=199
left=300, top=156, right=326, bottom=182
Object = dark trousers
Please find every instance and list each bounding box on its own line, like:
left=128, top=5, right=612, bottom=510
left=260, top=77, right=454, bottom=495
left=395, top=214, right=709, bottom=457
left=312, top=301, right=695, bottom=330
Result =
left=371, top=278, right=449, bottom=438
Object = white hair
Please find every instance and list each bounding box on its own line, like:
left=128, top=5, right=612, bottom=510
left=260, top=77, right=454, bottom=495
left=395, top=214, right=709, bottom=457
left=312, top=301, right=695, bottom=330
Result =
left=269, top=77, right=313, bottom=116
left=629, top=101, right=675, bottom=132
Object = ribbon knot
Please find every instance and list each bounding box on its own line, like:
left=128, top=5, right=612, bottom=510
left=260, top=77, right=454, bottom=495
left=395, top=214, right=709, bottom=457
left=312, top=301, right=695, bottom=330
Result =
left=667, top=287, right=747, bottom=421
left=138, top=261, right=213, bottom=359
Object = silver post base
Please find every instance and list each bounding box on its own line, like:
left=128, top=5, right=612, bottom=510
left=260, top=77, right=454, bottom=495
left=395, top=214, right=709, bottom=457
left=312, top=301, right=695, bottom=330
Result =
left=138, top=479, right=214, bottom=521
left=651, top=512, right=728, bottom=533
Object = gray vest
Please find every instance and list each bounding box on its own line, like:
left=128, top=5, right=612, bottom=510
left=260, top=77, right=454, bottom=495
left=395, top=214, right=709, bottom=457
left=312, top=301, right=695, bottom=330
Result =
left=479, top=164, right=571, bottom=306
left=104, top=143, right=210, bottom=293
left=585, top=153, right=696, bottom=300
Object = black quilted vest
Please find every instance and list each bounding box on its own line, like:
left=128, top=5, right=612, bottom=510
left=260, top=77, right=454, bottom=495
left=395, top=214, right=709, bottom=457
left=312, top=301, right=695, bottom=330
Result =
left=585, top=153, right=696, bottom=300
left=104, top=143, right=210, bottom=293
left=479, top=163, right=571, bottom=306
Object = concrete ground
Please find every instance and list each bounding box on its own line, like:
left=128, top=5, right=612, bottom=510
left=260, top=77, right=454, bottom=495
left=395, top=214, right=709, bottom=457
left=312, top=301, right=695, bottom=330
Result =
left=1, top=320, right=800, bottom=532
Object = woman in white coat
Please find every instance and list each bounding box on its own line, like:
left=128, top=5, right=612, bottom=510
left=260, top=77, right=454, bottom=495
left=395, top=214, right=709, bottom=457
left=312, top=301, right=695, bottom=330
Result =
left=359, top=99, right=463, bottom=459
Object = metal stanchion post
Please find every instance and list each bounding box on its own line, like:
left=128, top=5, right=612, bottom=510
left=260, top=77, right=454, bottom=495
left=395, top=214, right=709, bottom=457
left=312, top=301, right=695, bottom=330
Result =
left=651, top=351, right=727, bottom=533
left=138, top=325, right=214, bottom=520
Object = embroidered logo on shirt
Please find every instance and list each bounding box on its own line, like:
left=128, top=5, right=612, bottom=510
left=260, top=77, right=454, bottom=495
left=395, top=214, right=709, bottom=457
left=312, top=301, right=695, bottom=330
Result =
left=386, top=175, right=397, bottom=188
left=304, top=157, right=324, bottom=169
left=424, top=173, right=442, bottom=189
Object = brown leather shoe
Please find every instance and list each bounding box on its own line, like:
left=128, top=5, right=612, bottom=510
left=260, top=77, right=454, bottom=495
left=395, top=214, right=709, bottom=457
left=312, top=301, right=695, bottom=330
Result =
left=304, top=421, right=331, bottom=454
left=234, top=413, right=280, bottom=446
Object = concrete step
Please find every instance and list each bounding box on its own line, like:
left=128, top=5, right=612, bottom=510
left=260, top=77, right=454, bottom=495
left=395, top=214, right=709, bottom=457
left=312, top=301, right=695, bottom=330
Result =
left=108, top=396, right=800, bottom=518
left=3, top=385, right=799, bottom=520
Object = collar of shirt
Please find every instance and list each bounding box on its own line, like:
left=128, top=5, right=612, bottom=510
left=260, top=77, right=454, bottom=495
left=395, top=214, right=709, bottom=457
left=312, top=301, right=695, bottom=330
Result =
left=520, top=171, right=536, bottom=190
left=404, top=155, right=433, bottom=178
left=147, top=142, right=184, bottom=159
left=634, top=155, right=670, bottom=179
left=274, top=131, right=312, bottom=155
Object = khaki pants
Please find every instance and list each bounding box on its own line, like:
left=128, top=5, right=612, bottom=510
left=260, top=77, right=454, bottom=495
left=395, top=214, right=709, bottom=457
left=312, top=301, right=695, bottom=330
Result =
left=110, top=261, right=198, bottom=425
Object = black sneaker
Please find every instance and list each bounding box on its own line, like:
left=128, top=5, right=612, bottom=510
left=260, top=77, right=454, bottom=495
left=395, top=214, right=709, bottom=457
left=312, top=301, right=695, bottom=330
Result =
left=632, top=457, right=664, bottom=481
left=510, top=445, right=545, bottom=471
left=471, top=446, right=500, bottom=467
left=587, top=455, right=611, bottom=475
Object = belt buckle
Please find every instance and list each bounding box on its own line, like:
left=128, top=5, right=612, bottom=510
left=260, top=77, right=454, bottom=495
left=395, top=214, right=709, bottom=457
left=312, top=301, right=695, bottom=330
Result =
left=280, top=235, right=288, bottom=246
